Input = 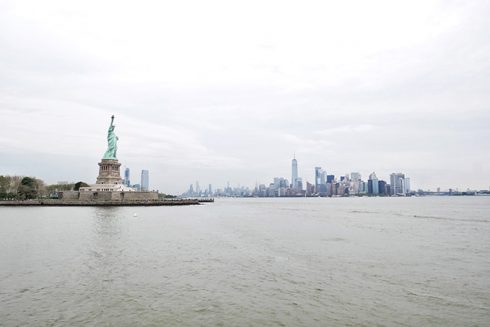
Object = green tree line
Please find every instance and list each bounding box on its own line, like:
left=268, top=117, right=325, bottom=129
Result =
left=0, top=175, right=88, bottom=200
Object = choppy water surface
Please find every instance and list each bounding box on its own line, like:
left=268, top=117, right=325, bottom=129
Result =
left=0, top=197, right=489, bottom=326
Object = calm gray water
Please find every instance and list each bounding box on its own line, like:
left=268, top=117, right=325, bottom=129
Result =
left=0, top=197, right=489, bottom=326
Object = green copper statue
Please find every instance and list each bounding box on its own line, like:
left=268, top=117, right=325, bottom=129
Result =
left=103, top=115, right=118, bottom=159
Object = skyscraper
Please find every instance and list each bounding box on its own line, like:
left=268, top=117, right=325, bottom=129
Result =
left=124, top=167, right=130, bottom=187
left=368, top=172, right=379, bottom=195
left=378, top=180, right=387, bottom=195
left=351, top=172, right=361, bottom=194
left=141, top=170, right=149, bottom=191
left=314, top=167, right=323, bottom=192
left=291, top=156, right=298, bottom=189
left=390, top=173, right=406, bottom=195
left=314, top=167, right=328, bottom=195
left=351, top=172, right=361, bottom=182
left=320, top=171, right=327, bottom=185
left=296, top=178, right=303, bottom=191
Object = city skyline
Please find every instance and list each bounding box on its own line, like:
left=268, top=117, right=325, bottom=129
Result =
left=1, top=149, right=488, bottom=195
left=183, top=155, right=487, bottom=197
left=1, top=1, right=489, bottom=194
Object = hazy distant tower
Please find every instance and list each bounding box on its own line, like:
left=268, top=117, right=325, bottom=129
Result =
left=291, top=155, right=298, bottom=189
left=141, top=170, right=149, bottom=191
left=124, top=167, right=130, bottom=187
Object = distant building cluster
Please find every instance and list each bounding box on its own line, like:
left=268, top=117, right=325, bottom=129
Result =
left=182, top=156, right=413, bottom=198
left=183, top=181, right=214, bottom=198
left=123, top=167, right=150, bottom=192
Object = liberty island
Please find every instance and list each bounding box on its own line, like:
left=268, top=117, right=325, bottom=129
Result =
left=0, top=116, right=206, bottom=206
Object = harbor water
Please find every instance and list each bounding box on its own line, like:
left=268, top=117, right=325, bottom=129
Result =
left=0, top=197, right=489, bottom=326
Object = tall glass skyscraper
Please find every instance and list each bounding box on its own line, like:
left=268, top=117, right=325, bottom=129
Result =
left=314, top=167, right=328, bottom=194
left=390, top=173, right=406, bottom=195
left=314, top=167, right=322, bottom=190
left=141, top=170, right=149, bottom=191
left=368, top=172, right=379, bottom=194
left=124, top=168, right=130, bottom=187
left=291, top=156, right=298, bottom=189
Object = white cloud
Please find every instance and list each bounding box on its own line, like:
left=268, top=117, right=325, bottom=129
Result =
left=0, top=0, right=489, bottom=192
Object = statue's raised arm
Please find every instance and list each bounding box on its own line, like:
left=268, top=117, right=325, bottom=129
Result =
left=103, top=115, right=118, bottom=160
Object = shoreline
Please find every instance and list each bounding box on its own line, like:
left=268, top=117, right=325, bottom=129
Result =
left=0, top=199, right=212, bottom=207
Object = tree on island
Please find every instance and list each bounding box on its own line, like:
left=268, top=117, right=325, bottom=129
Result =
left=0, top=176, right=8, bottom=192
left=0, top=175, right=24, bottom=200
left=45, top=183, right=75, bottom=193
left=158, top=193, right=177, bottom=199
left=0, top=176, right=11, bottom=200
left=17, top=177, right=39, bottom=200
left=74, top=181, right=89, bottom=191
left=0, top=175, right=82, bottom=200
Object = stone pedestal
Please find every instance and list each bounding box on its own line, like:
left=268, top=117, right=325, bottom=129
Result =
left=96, top=159, right=123, bottom=185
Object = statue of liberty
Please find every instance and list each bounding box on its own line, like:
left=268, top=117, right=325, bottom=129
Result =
left=103, top=115, right=118, bottom=159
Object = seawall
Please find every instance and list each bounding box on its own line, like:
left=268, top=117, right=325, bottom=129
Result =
left=0, top=199, right=204, bottom=207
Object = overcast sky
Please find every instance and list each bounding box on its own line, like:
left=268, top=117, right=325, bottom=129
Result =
left=1, top=0, right=489, bottom=193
